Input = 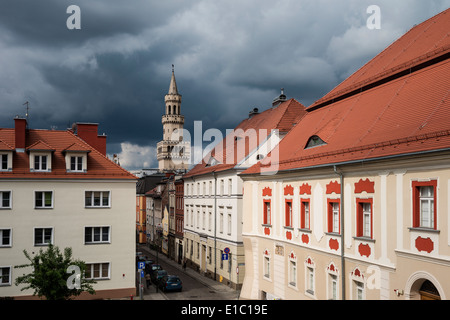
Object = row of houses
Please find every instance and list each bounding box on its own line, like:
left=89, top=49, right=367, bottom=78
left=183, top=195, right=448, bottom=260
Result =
left=140, top=8, right=450, bottom=300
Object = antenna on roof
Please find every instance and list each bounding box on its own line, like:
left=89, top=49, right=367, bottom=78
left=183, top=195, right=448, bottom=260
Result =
left=23, top=101, right=30, bottom=120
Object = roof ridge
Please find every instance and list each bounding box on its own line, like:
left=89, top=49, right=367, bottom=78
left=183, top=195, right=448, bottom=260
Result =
left=26, top=139, right=55, bottom=151
left=0, top=139, right=14, bottom=150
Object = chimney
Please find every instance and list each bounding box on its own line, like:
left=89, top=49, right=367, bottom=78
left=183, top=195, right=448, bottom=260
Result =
left=76, top=123, right=107, bottom=155
left=272, top=88, right=287, bottom=107
left=14, top=117, right=27, bottom=151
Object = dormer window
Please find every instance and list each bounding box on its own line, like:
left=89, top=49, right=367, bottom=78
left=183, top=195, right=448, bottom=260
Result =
left=34, top=155, right=48, bottom=171
left=0, top=140, right=14, bottom=171
left=63, top=143, right=91, bottom=173
left=305, top=135, right=327, bottom=149
left=27, top=141, right=55, bottom=173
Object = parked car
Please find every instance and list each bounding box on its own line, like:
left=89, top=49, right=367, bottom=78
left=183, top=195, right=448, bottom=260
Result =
left=144, top=260, right=155, bottom=274
left=149, top=264, right=162, bottom=273
left=151, top=269, right=168, bottom=285
left=158, top=275, right=182, bottom=292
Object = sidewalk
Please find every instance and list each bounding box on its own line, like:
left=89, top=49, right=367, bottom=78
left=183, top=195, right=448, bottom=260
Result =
left=136, top=244, right=239, bottom=300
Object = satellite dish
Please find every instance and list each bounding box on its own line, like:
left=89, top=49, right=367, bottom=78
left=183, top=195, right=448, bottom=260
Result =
left=71, top=123, right=77, bottom=132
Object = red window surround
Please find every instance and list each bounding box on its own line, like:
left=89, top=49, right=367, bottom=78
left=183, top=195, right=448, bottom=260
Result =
left=263, top=200, right=271, bottom=225
left=285, top=199, right=293, bottom=227
left=300, top=199, right=310, bottom=229
left=327, top=199, right=340, bottom=234
left=356, top=198, right=373, bottom=238
left=412, top=180, right=437, bottom=230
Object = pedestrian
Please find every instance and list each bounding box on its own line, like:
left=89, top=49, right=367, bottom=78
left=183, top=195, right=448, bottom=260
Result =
left=145, top=272, right=151, bottom=288
left=183, top=259, right=187, bottom=271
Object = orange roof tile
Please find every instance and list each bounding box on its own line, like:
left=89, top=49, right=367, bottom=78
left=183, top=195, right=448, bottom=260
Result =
left=185, top=98, right=307, bottom=178
left=242, top=9, right=450, bottom=176
left=310, top=8, right=450, bottom=111
left=0, top=127, right=136, bottom=180
left=0, top=140, right=14, bottom=151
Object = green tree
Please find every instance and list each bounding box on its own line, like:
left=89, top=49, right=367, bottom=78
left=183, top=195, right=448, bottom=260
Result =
left=14, top=245, right=96, bottom=300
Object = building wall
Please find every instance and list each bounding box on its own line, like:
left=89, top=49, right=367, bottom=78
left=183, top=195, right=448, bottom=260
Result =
left=183, top=171, right=245, bottom=288
left=0, top=179, right=135, bottom=299
left=241, top=156, right=450, bottom=300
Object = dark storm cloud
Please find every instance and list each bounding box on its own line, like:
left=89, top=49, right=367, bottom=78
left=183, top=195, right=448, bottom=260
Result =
left=0, top=0, right=448, bottom=170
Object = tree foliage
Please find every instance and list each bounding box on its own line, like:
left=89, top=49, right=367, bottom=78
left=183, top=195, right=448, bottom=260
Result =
left=14, top=245, right=96, bottom=300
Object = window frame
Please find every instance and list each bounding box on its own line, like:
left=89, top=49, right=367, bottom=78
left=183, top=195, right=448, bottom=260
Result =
left=0, top=154, right=9, bottom=171
left=300, top=199, right=310, bottom=230
left=70, top=155, right=83, bottom=172
left=285, top=199, right=293, bottom=228
left=356, top=198, right=373, bottom=239
left=85, top=191, right=111, bottom=208
left=85, top=262, right=110, bottom=280
left=0, top=266, right=11, bottom=286
left=33, top=154, right=48, bottom=171
left=34, top=191, right=53, bottom=209
left=412, top=180, right=437, bottom=230
left=0, top=191, right=12, bottom=209
left=263, top=200, right=271, bottom=226
left=34, top=227, right=53, bottom=246
left=327, top=199, right=341, bottom=234
left=0, top=229, right=12, bottom=247
left=84, top=226, right=111, bottom=244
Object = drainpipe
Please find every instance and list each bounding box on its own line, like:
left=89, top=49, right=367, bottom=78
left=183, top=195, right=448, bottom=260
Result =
left=213, top=171, right=217, bottom=281
left=334, top=165, right=345, bottom=300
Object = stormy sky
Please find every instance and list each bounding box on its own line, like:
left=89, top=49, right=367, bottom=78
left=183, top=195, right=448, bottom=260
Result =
left=0, top=0, right=448, bottom=170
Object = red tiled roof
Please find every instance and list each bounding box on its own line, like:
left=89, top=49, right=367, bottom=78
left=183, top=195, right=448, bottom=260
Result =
left=63, top=142, right=91, bottom=153
left=184, top=98, right=307, bottom=178
left=242, top=9, right=450, bottom=175
left=0, top=127, right=136, bottom=180
left=26, top=140, right=56, bottom=152
left=310, top=8, right=450, bottom=111
left=0, top=140, right=14, bottom=151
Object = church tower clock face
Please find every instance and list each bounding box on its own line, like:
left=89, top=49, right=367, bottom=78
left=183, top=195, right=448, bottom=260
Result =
left=157, top=65, right=191, bottom=173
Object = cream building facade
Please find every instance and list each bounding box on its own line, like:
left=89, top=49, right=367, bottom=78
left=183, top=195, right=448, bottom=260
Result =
left=0, top=119, right=136, bottom=299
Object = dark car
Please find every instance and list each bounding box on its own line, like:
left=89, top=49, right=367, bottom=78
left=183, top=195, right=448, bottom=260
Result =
left=151, top=269, right=168, bottom=285
left=144, top=260, right=155, bottom=273
left=158, top=275, right=182, bottom=292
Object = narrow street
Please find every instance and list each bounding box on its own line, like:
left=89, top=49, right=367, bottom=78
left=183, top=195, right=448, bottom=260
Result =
left=136, top=245, right=239, bottom=300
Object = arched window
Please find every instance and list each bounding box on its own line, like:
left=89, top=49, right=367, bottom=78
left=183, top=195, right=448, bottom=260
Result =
left=168, top=105, right=172, bottom=115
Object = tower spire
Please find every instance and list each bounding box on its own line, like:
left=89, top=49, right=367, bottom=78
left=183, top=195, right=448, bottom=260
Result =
left=168, top=64, right=179, bottom=95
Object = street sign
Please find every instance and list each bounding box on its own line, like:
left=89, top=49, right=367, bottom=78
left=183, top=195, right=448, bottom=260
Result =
left=222, top=253, right=228, bottom=260
left=137, top=261, right=145, bottom=270
left=224, top=247, right=230, bottom=254
left=140, top=270, right=145, bottom=278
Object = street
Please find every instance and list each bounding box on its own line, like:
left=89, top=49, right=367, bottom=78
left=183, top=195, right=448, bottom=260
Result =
left=137, top=245, right=239, bottom=300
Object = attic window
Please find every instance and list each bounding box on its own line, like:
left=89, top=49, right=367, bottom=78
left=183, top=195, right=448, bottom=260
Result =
left=305, top=135, right=327, bottom=149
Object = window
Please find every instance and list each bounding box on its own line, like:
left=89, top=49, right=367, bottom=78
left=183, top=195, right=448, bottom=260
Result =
left=329, top=274, right=338, bottom=300
left=306, top=267, right=315, bottom=294
left=0, top=267, right=11, bottom=286
left=289, top=260, right=297, bottom=287
left=220, top=212, right=224, bottom=234
left=85, top=191, right=110, bottom=208
left=1, top=154, right=8, bottom=170
left=227, top=213, right=232, bottom=236
left=354, top=281, right=365, bottom=300
left=228, top=179, right=232, bottom=196
left=70, top=156, right=83, bottom=171
left=305, top=135, right=326, bottom=149
left=34, top=228, right=53, bottom=246
left=85, top=263, right=110, bottom=280
left=220, top=180, right=224, bottom=195
left=208, top=208, right=212, bottom=231
left=0, top=191, right=11, bottom=209
left=85, top=227, right=110, bottom=244
left=264, top=256, right=270, bottom=278
left=328, top=200, right=340, bottom=234
left=0, top=229, right=11, bottom=247
left=263, top=200, right=271, bottom=225
left=357, top=199, right=373, bottom=238
left=300, top=200, right=310, bottom=229
left=412, top=181, right=437, bottom=229
left=34, top=155, right=48, bottom=171
left=35, top=191, right=53, bottom=208
left=285, top=200, right=293, bottom=227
